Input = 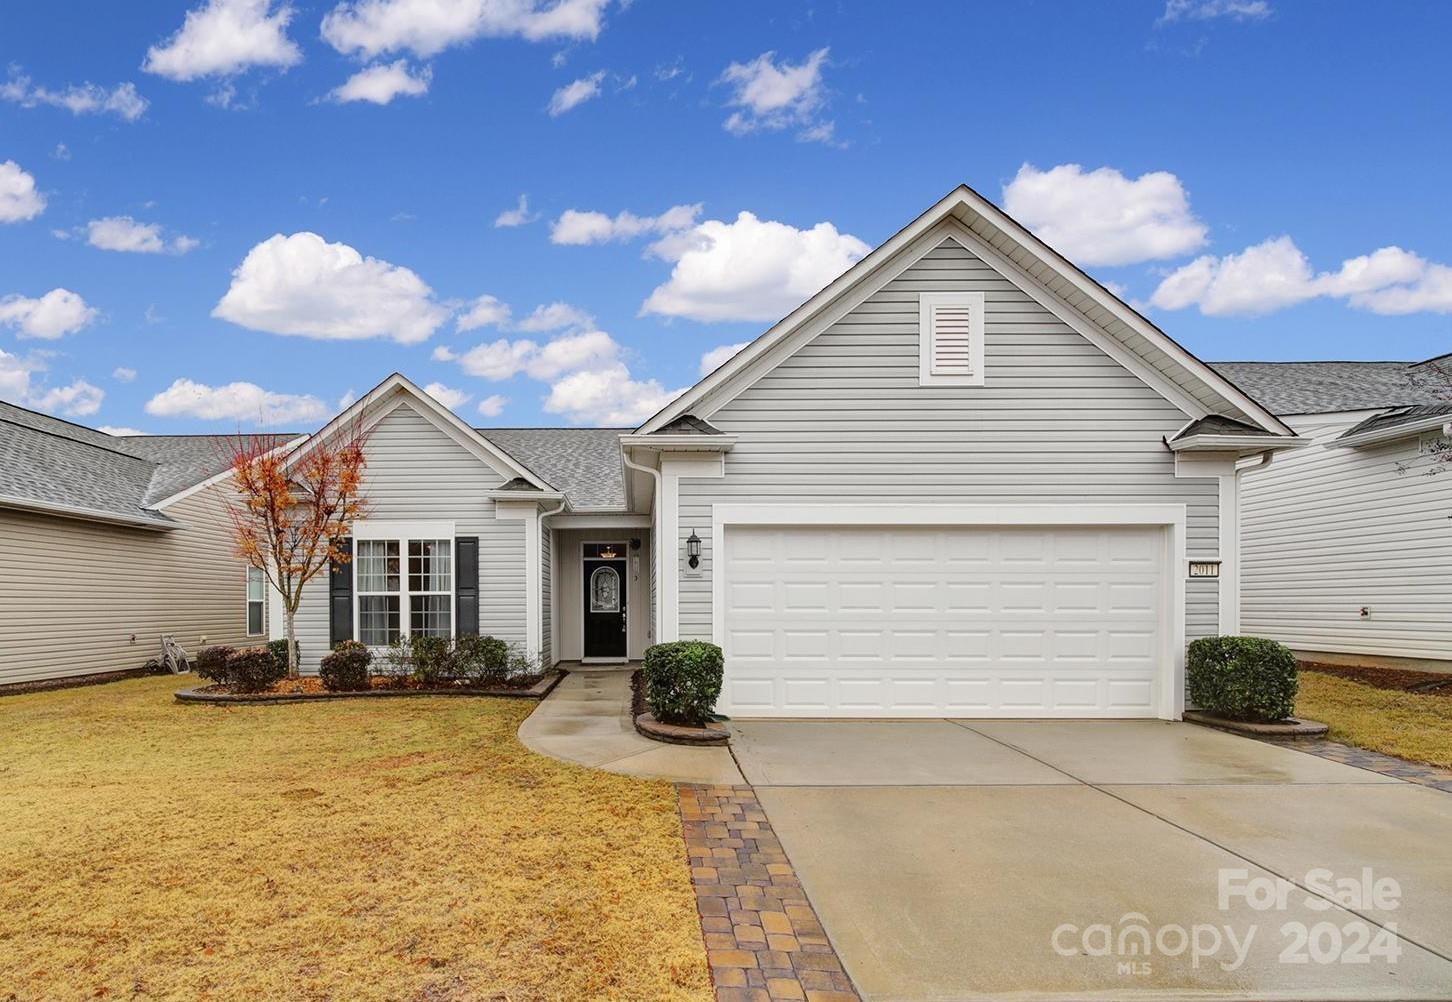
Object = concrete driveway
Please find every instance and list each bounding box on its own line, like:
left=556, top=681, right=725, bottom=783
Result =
left=731, top=719, right=1452, bottom=1001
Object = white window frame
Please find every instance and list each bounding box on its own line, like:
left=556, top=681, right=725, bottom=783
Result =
left=919, top=291, right=986, bottom=386
left=245, top=565, right=266, bottom=636
left=351, top=520, right=457, bottom=648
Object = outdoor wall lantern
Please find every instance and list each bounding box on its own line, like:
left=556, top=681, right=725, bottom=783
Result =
left=686, top=530, right=702, bottom=569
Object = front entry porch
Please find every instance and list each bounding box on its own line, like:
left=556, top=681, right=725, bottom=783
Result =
left=548, top=525, right=653, bottom=666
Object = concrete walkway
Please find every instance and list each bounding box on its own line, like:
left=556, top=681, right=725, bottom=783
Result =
left=518, top=667, right=744, bottom=784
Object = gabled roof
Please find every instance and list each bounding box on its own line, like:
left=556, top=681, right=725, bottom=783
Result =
left=635, top=184, right=1295, bottom=439
left=0, top=400, right=286, bottom=528
left=654, top=415, right=725, bottom=435
left=285, top=373, right=554, bottom=493
left=1211, top=360, right=1452, bottom=415
left=479, top=428, right=628, bottom=510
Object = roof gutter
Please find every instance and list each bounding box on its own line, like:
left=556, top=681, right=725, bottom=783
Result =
left=1165, top=433, right=1308, bottom=453
left=0, top=494, right=178, bottom=530
left=617, top=433, right=737, bottom=452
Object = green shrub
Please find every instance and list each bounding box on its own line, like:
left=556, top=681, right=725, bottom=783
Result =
left=642, top=641, right=723, bottom=726
left=194, top=645, right=236, bottom=685
left=1187, top=636, right=1299, bottom=722
left=382, top=636, right=415, bottom=685
left=410, top=635, right=454, bottom=685
left=267, top=638, right=301, bottom=674
left=227, top=646, right=286, bottom=694
left=454, top=634, right=510, bottom=684
left=320, top=640, right=371, bottom=691
left=506, top=644, right=544, bottom=683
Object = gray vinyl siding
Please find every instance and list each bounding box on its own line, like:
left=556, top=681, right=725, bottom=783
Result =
left=677, top=237, right=1219, bottom=644
left=290, top=402, right=526, bottom=674
left=1240, top=412, right=1452, bottom=660
left=0, top=483, right=263, bottom=685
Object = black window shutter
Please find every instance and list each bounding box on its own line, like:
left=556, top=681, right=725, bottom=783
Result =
left=329, top=537, right=353, bottom=646
left=456, top=536, right=480, bottom=636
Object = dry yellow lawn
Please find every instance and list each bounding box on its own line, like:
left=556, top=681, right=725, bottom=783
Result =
left=1297, top=671, right=1452, bottom=770
left=0, top=676, right=712, bottom=1002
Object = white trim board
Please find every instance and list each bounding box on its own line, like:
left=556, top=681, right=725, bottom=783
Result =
left=709, top=503, right=1188, bottom=720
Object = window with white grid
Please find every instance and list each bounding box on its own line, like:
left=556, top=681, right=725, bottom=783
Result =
left=407, top=539, right=453, bottom=637
left=356, top=539, right=402, bottom=646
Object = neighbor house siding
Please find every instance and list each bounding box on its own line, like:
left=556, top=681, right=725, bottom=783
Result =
left=288, top=402, right=527, bottom=674
left=675, top=237, right=1219, bottom=642
left=0, top=482, right=261, bottom=686
left=1240, top=411, right=1452, bottom=661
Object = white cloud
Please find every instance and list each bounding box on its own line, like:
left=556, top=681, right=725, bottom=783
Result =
left=144, top=0, right=303, bottom=81
left=1002, top=163, right=1209, bottom=267
left=720, top=48, right=834, bottom=142
left=544, top=362, right=685, bottom=425
left=328, top=59, right=431, bottom=104
left=29, top=380, right=104, bottom=417
left=213, top=232, right=449, bottom=343
left=52, top=143, right=71, bottom=161
left=456, top=293, right=511, bottom=331
left=0, top=289, right=99, bottom=339
left=422, top=381, right=470, bottom=410
left=145, top=378, right=328, bottom=425
left=641, top=211, right=869, bottom=322
left=1159, top=0, right=1272, bottom=23
left=1150, top=237, right=1452, bottom=316
left=321, top=0, right=609, bottom=59
left=548, top=70, right=605, bottom=116
left=113, top=367, right=138, bottom=382
left=476, top=393, right=508, bottom=417
left=446, top=328, right=618, bottom=381
left=99, top=425, right=145, bottom=436
left=86, top=216, right=199, bottom=255
left=700, top=341, right=748, bottom=377
left=494, top=193, right=538, bottom=227
left=550, top=203, right=701, bottom=245
left=0, top=161, right=46, bottom=223
left=516, top=301, right=595, bottom=332
left=0, top=71, right=148, bottom=121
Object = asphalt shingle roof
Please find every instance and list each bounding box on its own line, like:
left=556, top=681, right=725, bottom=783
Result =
left=1339, top=402, right=1452, bottom=439
left=1170, top=414, right=1277, bottom=440
left=1212, top=361, right=1452, bottom=415
left=478, top=427, right=627, bottom=511
left=0, top=400, right=290, bottom=526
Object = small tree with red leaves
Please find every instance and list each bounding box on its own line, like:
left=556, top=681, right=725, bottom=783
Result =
left=226, top=423, right=370, bottom=678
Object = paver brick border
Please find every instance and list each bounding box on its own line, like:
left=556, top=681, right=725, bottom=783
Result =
left=678, top=784, right=860, bottom=1002
left=1267, top=736, right=1452, bottom=793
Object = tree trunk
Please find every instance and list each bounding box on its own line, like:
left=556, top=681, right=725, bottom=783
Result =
left=285, top=607, right=300, bottom=679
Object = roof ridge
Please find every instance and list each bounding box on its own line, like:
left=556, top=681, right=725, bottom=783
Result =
left=1213, top=359, right=1414, bottom=365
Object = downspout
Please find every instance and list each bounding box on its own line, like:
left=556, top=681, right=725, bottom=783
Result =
left=620, top=446, right=663, bottom=643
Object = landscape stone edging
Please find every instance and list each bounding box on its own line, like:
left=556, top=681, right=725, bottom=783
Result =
left=1183, top=709, right=1329, bottom=738
left=634, top=710, right=730, bottom=746
left=175, top=670, right=563, bottom=705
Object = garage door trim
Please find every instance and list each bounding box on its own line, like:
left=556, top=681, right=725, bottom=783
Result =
left=711, top=504, right=1187, bottom=720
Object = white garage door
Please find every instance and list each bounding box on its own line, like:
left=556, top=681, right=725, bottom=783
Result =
left=719, top=524, right=1167, bottom=718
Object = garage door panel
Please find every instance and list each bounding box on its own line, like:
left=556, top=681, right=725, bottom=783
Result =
left=720, top=524, right=1167, bottom=718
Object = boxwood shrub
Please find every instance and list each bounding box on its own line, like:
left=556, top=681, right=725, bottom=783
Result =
left=267, top=638, right=301, bottom=674
left=320, top=640, right=371, bottom=691
left=1187, top=636, right=1298, bottom=723
left=455, top=634, right=510, bottom=684
left=227, top=646, right=287, bottom=694
left=642, top=641, right=723, bottom=726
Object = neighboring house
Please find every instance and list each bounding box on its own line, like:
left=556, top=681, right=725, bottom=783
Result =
left=0, top=401, right=288, bottom=687
left=1212, top=358, right=1452, bottom=668
left=279, top=186, right=1306, bottom=720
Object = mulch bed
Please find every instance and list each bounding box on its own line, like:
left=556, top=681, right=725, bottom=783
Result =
left=1301, top=662, right=1452, bottom=697
left=176, top=671, right=562, bottom=704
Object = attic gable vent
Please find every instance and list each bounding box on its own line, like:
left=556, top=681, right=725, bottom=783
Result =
left=919, top=291, right=985, bottom=386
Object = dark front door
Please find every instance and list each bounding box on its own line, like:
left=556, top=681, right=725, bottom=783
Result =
left=583, top=558, right=627, bottom=658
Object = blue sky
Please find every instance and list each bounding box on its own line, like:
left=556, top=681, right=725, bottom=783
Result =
left=2, top=0, right=1450, bottom=433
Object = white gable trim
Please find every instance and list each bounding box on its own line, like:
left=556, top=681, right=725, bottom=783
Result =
left=285, top=373, right=552, bottom=491
left=636, top=185, right=1293, bottom=437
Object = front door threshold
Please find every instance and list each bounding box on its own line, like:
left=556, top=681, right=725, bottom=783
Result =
left=581, top=657, right=629, bottom=665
